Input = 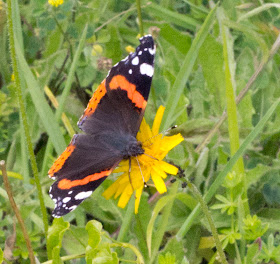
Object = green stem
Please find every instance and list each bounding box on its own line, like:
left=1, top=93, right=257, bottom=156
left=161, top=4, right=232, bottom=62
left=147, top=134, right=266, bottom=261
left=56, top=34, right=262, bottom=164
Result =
left=6, top=0, right=49, bottom=240
left=222, top=22, right=248, bottom=259
left=117, top=198, right=135, bottom=242
left=136, top=0, right=144, bottom=36
left=1, top=161, right=36, bottom=264
left=176, top=98, right=280, bottom=239
left=110, top=242, right=144, bottom=264
left=150, top=181, right=179, bottom=263
left=174, top=175, right=228, bottom=264
left=222, top=24, right=245, bottom=180
left=52, top=12, right=74, bottom=59
left=41, top=254, right=84, bottom=264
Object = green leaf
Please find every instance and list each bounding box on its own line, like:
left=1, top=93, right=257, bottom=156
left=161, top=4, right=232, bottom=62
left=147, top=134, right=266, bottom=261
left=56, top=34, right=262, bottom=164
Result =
left=104, top=26, right=122, bottom=63
left=0, top=248, right=3, bottom=263
left=43, top=26, right=64, bottom=58
left=159, top=238, right=185, bottom=264
left=86, top=220, right=102, bottom=249
left=199, top=34, right=225, bottom=114
left=246, top=164, right=272, bottom=186
left=148, top=3, right=199, bottom=31
left=176, top=98, right=280, bottom=240
left=159, top=24, right=192, bottom=55
left=11, top=0, right=23, bottom=52
left=161, top=4, right=218, bottom=130
left=47, top=218, right=70, bottom=262
left=158, top=252, right=177, bottom=264
left=245, top=243, right=260, bottom=264
left=56, top=24, right=88, bottom=121
left=14, top=40, right=66, bottom=154
left=147, top=194, right=176, bottom=256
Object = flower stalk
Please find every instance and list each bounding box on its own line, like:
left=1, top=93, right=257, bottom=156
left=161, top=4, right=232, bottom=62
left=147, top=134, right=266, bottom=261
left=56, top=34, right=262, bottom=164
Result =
left=6, top=0, right=48, bottom=241
left=173, top=174, right=228, bottom=264
left=1, top=161, right=36, bottom=264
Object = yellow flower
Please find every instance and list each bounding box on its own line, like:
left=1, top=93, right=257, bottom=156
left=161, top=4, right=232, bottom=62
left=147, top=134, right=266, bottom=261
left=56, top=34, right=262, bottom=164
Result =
left=92, top=44, right=103, bottom=56
left=125, top=45, right=135, bottom=53
left=48, top=0, right=63, bottom=7
left=103, top=106, right=184, bottom=213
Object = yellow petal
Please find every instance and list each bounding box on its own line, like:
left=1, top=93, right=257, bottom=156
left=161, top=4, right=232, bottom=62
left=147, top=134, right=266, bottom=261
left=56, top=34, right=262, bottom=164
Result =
left=134, top=186, right=143, bottom=214
left=113, top=160, right=129, bottom=173
left=152, top=105, right=165, bottom=135
left=103, top=182, right=119, bottom=199
left=152, top=165, right=167, bottom=179
left=118, top=184, right=133, bottom=208
left=137, top=118, right=152, bottom=142
left=160, top=134, right=184, bottom=151
left=114, top=182, right=128, bottom=198
left=151, top=171, right=167, bottom=194
left=118, top=174, right=130, bottom=185
left=158, top=160, right=178, bottom=175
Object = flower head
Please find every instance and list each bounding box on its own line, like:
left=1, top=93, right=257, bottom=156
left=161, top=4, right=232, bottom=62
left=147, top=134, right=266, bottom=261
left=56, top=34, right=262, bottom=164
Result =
left=48, top=0, right=63, bottom=7
left=103, top=106, right=184, bottom=213
left=125, top=45, right=135, bottom=53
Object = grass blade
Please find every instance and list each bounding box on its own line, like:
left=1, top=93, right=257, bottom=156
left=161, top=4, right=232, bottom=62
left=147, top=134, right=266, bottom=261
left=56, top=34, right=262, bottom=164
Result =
left=15, top=41, right=66, bottom=154
left=176, top=98, right=280, bottom=240
left=55, top=24, right=88, bottom=121
left=148, top=2, right=199, bottom=31
left=41, top=24, right=88, bottom=177
left=161, top=4, right=218, bottom=130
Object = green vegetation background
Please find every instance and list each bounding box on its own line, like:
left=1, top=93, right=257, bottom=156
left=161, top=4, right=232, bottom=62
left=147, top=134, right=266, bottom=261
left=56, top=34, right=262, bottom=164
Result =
left=0, top=0, right=280, bottom=263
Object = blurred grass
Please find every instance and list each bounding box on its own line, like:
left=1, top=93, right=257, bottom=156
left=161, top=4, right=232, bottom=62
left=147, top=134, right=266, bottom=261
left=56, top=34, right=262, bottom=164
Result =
left=1, top=0, right=280, bottom=263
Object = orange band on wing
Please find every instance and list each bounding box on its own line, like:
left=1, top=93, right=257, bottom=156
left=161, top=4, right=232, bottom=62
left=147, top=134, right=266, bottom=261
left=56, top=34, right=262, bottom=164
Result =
left=57, top=170, right=111, bottom=189
left=109, top=75, right=146, bottom=109
left=83, top=80, right=107, bottom=118
left=48, top=144, right=76, bottom=178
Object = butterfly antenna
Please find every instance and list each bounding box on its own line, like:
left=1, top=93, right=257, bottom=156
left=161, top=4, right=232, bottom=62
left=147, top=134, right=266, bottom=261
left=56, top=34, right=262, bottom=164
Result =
left=141, top=126, right=178, bottom=162
left=142, top=125, right=177, bottom=146
left=136, top=156, right=147, bottom=188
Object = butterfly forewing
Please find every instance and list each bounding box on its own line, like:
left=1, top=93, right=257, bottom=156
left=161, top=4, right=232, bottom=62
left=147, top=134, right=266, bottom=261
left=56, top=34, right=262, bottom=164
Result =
left=48, top=35, right=155, bottom=217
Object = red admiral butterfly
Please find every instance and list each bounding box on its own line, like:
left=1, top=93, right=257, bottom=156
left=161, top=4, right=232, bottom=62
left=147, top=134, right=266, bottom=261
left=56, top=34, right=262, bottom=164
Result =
left=48, top=35, right=155, bottom=217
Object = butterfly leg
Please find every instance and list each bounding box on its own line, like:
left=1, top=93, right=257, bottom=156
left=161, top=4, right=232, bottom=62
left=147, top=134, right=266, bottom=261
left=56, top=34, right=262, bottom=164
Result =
left=136, top=156, right=147, bottom=188
left=128, top=157, right=135, bottom=190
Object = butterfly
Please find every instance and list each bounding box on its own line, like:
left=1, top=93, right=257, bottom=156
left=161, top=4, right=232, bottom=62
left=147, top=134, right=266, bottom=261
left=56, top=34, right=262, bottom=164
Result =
left=48, top=35, right=155, bottom=217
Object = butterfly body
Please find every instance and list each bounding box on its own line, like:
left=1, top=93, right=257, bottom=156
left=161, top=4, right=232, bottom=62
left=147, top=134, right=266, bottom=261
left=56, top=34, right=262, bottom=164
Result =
left=49, top=35, right=155, bottom=217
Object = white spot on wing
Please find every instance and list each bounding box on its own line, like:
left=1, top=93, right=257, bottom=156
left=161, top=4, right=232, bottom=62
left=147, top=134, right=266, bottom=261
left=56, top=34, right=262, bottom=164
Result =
left=132, top=56, right=139, bottom=65
left=53, top=214, right=60, bottom=218
left=68, top=191, right=73, bottom=194
left=138, top=51, right=142, bottom=55
left=149, top=47, right=155, bottom=55
left=140, top=63, right=154, bottom=77
left=75, top=191, right=93, bottom=200
left=129, top=69, right=132, bottom=74
left=63, top=197, right=71, bottom=203
left=121, top=55, right=129, bottom=62
left=69, top=205, right=77, bottom=211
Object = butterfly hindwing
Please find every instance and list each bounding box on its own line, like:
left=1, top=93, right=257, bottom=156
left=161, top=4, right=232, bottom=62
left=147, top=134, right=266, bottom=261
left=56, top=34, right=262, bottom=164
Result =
left=48, top=35, right=155, bottom=217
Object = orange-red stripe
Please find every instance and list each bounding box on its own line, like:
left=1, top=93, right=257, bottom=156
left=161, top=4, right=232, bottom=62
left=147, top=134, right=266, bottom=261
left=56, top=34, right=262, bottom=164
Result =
left=83, top=80, right=107, bottom=118
left=109, top=75, right=146, bottom=109
left=57, top=170, right=111, bottom=189
left=48, top=144, right=76, bottom=178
